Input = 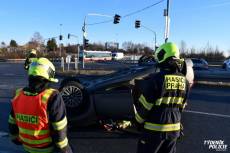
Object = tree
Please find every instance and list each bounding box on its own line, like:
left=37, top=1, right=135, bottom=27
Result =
left=122, top=41, right=135, bottom=52
left=0, top=42, right=6, bottom=48
left=143, top=46, right=152, bottom=55
left=28, top=32, right=44, bottom=49
left=31, top=32, right=43, bottom=44
left=10, top=39, right=18, bottom=47
left=46, top=38, right=57, bottom=51
left=88, top=42, right=106, bottom=51
left=179, top=40, right=187, bottom=54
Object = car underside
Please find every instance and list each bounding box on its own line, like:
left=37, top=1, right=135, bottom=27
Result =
left=59, top=65, right=157, bottom=127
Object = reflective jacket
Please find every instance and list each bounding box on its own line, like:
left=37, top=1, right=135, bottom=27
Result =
left=9, top=88, right=70, bottom=153
left=134, top=70, right=190, bottom=139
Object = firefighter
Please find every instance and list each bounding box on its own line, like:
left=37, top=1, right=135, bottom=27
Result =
left=24, top=49, right=37, bottom=70
left=134, top=42, right=190, bottom=153
left=8, top=58, right=73, bottom=153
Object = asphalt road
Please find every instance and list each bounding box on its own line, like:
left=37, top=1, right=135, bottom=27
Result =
left=0, top=62, right=230, bottom=153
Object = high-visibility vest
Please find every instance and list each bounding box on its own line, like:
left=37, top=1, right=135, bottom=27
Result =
left=12, top=88, right=56, bottom=152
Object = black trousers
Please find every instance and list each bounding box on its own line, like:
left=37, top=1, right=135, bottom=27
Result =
left=136, top=132, right=177, bottom=153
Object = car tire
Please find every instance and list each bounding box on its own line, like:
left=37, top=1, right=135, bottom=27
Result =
left=59, top=81, right=89, bottom=119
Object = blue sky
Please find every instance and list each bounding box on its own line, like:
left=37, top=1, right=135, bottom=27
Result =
left=0, top=0, right=230, bottom=55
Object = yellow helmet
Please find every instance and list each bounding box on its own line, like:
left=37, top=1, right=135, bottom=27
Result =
left=154, top=42, right=180, bottom=63
left=28, top=58, right=58, bottom=83
left=30, top=49, right=37, bottom=55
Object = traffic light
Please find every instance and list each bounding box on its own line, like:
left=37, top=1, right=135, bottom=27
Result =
left=59, top=35, right=63, bottom=40
left=113, top=14, right=121, bottom=24
left=68, top=33, right=70, bottom=39
left=135, top=20, right=141, bottom=28
left=84, top=38, right=89, bottom=48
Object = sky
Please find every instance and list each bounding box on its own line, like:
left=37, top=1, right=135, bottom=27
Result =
left=0, top=0, right=230, bottom=56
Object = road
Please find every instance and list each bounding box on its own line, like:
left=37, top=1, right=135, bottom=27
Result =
left=0, top=62, right=230, bottom=153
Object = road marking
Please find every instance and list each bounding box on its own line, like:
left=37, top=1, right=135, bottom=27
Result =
left=3, top=73, right=15, bottom=76
left=185, top=110, right=230, bottom=118
left=0, top=131, right=8, bottom=137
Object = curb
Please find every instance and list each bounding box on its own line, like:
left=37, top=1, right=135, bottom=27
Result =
left=195, top=80, right=230, bottom=87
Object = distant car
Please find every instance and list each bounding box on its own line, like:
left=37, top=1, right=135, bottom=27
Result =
left=223, top=59, right=230, bottom=70
left=191, top=58, right=208, bottom=70
left=112, top=52, right=124, bottom=60
left=59, top=59, right=193, bottom=127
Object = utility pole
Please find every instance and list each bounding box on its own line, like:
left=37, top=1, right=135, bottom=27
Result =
left=164, top=0, right=170, bottom=43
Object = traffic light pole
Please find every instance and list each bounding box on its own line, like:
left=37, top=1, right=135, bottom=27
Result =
left=164, top=0, right=170, bottom=43
left=141, top=25, right=157, bottom=51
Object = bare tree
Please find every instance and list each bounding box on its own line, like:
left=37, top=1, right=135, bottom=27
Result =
left=27, top=32, right=44, bottom=50
left=179, top=40, right=187, bottom=55
left=1, top=41, right=6, bottom=48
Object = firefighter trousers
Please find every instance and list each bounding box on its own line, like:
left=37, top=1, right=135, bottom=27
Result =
left=136, top=133, right=177, bottom=153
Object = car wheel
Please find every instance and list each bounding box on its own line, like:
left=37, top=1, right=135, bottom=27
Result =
left=59, top=81, right=88, bottom=117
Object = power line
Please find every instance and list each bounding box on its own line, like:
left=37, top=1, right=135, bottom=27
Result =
left=123, top=0, right=165, bottom=18
left=87, top=0, right=165, bottom=26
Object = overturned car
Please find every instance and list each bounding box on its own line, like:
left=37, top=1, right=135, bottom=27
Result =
left=59, top=59, right=193, bottom=127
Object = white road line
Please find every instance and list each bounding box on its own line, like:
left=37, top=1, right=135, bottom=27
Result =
left=185, top=110, right=230, bottom=118
left=0, top=131, right=8, bottom=137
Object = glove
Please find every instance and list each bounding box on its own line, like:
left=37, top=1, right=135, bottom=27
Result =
left=118, top=120, right=132, bottom=129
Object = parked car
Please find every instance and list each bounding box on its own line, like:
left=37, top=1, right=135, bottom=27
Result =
left=191, top=58, right=208, bottom=70
left=59, top=59, right=193, bottom=127
left=223, top=59, right=230, bottom=70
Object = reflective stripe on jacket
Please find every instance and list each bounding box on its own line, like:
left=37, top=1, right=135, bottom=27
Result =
left=134, top=72, right=189, bottom=139
left=12, top=88, right=56, bottom=152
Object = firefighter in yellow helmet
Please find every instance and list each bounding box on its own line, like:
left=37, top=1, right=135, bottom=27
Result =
left=8, top=58, right=73, bottom=153
left=24, top=49, right=37, bottom=70
left=134, top=42, right=190, bottom=153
